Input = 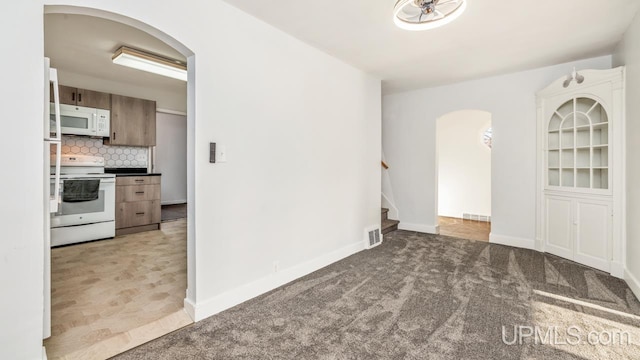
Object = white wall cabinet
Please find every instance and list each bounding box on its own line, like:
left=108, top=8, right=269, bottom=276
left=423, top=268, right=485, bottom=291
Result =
left=574, top=198, right=612, bottom=271
left=545, top=195, right=573, bottom=260
left=545, top=195, right=612, bottom=271
left=536, top=68, right=625, bottom=277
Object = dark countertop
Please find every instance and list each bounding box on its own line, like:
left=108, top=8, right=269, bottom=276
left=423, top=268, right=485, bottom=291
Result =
left=111, top=173, right=162, bottom=177
left=105, top=168, right=161, bottom=177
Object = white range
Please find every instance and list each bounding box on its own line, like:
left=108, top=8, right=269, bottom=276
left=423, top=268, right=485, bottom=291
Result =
left=50, top=154, right=116, bottom=247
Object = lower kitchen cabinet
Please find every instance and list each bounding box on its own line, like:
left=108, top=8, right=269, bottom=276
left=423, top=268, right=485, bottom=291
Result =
left=116, top=175, right=161, bottom=235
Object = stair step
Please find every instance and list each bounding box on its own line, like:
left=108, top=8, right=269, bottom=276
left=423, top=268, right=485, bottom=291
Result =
left=382, top=219, right=400, bottom=235
left=381, top=208, right=389, bottom=221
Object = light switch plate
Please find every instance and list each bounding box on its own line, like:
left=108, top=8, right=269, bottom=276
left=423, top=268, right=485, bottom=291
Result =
left=217, top=145, right=227, bottom=163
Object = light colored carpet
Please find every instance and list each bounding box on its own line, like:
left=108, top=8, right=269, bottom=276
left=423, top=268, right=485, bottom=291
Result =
left=115, top=230, right=640, bottom=359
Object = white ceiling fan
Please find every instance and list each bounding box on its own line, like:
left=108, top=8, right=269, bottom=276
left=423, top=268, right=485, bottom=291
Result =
left=394, top=0, right=467, bottom=31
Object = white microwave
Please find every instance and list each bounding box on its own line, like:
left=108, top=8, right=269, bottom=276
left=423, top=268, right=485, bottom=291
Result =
left=50, top=103, right=110, bottom=137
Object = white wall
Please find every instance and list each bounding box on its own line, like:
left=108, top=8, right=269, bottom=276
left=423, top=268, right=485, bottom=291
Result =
left=0, top=3, right=46, bottom=359
left=613, top=11, right=640, bottom=299
left=437, top=110, right=491, bottom=218
left=1, top=1, right=381, bottom=359
left=383, top=56, right=612, bottom=243
left=155, top=112, right=187, bottom=205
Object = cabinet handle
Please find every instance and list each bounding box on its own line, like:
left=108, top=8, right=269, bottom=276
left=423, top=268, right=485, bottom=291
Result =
left=135, top=179, right=145, bottom=183
left=135, top=191, right=145, bottom=194
left=78, top=93, right=82, bottom=102
left=136, top=212, right=145, bottom=216
left=72, top=92, right=75, bottom=101
left=113, top=132, right=116, bottom=140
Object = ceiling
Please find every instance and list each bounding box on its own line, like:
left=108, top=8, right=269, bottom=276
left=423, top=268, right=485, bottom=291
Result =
left=221, top=0, right=640, bottom=94
left=45, top=14, right=187, bottom=95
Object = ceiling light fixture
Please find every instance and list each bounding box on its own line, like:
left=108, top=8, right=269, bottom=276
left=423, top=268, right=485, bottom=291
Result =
left=112, top=46, right=187, bottom=81
left=394, top=0, right=467, bottom=31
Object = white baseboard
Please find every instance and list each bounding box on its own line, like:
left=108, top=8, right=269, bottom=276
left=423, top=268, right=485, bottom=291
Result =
left=534, top=238, right=544, bottom=252
left=185, top=241, right=365, bottom=322
left=183, top=297, right=196, bottom=321
left=161, top=200, right=187, bottom=206
left=610, top=261, right=625, bottom=279
left=489, top=233, right=535, bottom=250
left=625, top=268, right=640, bottom=301
left=398, top=222, right=439, bottom=234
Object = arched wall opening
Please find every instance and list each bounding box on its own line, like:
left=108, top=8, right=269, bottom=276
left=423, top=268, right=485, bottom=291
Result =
left=42, top=2, right=197, bottom=352
left=435, top=109, right=492, bottom=240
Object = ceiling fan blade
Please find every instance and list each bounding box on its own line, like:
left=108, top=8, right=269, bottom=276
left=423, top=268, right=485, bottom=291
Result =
left=419, top=12, right=424, bottom=22
left=400, top=5, right=423, bottom=18
left=433, top=10, right=445, bottom=19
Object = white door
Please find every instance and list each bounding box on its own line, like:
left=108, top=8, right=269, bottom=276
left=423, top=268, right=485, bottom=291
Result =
left=545, top=195, right=574, bottom=260
left=574, top=199, right=611, bottom=272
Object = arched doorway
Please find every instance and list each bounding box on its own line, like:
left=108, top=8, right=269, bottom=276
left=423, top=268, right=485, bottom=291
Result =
left=43, top=5, right=196, bottom=359
left=436, top=110, right=492, bottom=241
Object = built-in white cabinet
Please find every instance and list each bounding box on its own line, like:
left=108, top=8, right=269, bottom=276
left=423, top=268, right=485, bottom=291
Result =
left=536, top=68, right=625, bottom=277
left=574, top=198, right=612, bottom=271
left=547, top=97, right=610, bottom=190
left=545, top=195, right=612, bottom=271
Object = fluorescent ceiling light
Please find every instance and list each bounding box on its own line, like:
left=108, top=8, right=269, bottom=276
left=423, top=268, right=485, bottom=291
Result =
left=112, top=46, right=187, bottom=81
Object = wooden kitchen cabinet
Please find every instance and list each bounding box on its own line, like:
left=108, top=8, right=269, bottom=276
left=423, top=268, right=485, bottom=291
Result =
left=55, top=85, right=77, bottom=106
left=109, top=94, right=157, bottom=146
left=117, top=201, right=161, bottom=229
left=77, top=88, right=111, bottom=109
left=115, top=175, right=162, bottom=235
left=50, top=84, right=111, bottom=109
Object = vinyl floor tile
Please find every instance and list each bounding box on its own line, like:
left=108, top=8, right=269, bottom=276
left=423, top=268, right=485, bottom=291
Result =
left=44, top=219, right=190, bottom=359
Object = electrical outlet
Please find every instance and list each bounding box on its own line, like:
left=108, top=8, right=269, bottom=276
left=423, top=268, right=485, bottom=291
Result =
left=135, top=153, right=146, bottom=162
left=273, top=261, right=280, bottom=273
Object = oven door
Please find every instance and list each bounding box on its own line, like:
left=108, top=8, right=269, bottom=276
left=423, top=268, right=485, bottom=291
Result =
left=50, top=103, right=97, bottom=136
left=50, top=177, right=115, bottom=228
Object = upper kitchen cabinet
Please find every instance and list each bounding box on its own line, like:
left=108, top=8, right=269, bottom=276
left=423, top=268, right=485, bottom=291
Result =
left=50, top=84, right=111, bottom=110
left=109, top=94, right=156, bottom=146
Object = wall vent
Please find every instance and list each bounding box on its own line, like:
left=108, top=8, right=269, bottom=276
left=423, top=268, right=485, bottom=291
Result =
left=462, top=213, right=491, bottom=223
left=366, top=228, right=382, bottom=249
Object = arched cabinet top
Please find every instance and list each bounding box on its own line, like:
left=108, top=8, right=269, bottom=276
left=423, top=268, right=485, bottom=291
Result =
left=536, top=67, right=625, bottom=101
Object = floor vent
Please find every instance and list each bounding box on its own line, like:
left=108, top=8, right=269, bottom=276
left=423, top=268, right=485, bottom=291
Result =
left=462, top=213, right=491, bottom=222
left=366, top=228, right=382, bottom=249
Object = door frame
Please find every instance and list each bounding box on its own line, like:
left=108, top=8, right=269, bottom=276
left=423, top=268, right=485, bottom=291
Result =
left=434, top=109, right=493, bottom=231
left=43, top=3, right=198, bottom=328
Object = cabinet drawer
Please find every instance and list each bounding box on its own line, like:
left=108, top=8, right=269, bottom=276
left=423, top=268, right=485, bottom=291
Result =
left=116, top=200, right=161, bottom=229
left=116, top=176, right=161, bottom=186
left=116, top=184, right=160, bottom=203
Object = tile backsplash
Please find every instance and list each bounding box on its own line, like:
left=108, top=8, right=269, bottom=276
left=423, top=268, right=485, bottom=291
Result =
left=54, top=136, right=149, bottom=168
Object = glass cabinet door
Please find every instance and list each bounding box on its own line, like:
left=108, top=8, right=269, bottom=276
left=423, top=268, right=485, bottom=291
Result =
left=547, top=97, right=609, bottom=190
